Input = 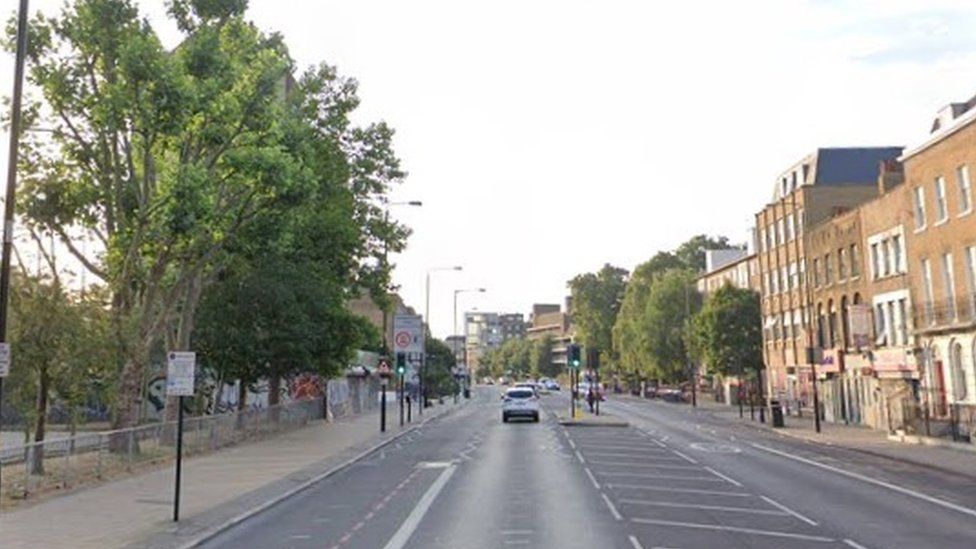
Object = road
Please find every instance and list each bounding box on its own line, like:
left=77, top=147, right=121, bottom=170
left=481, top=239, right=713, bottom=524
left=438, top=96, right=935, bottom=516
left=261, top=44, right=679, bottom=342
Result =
left=201, top=387, right=976, bottom=549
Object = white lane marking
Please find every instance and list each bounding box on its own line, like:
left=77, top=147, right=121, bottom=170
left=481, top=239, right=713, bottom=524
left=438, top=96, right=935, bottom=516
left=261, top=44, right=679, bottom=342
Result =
left=670, top=450, right=698, bottom=464
left=503, top=541, right=530, bottom=546
left=567, top=438, right=577, bottom=449
left=289, top=534, right=312, bottom=539
left=500, top=530, right=534, bottom=535
left=601, top=492, right=623, bottom=521
left=584, top=466, right=601, bottom=489
left=583, top=451, right=685, bottom=461
left=751, top=442, right=976, bottom=519
left=760, top=495, right=818, bottom=526
left=650, top=439, right=668, bottom=448
left=599, top=472, right=725, bottom=482
left=575, top=450, right=586, bottom=464
left=578, top=444, right=669, bottom=452
left=382, top=465, right=457, bottom=549
left=588, top=461, right=699, bottom=470
left=606, top=483, right=751, bottom=497
left=628, top=534, right=644, bottom=549
left=621, top=499, right=788, bottom=516
left=629, top=518, right=835, bottom=542
left=703, top=466, right=743, bottom=487
left=843, top=539, right=870, bottom=549
left=416, top=461, right=453, bottom=469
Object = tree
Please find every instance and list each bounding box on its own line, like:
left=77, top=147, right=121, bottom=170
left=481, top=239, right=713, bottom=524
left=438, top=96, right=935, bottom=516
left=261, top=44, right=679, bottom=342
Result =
left=568, top=264, right=628, bottom=362
left=674, top=235, right=735, bottom=273
left=690, top=284, right=763, bottom=381
left=643, top=270, right=701, bottom=382
left=7, top=274, right=112, bottom=474
left=424, top=337, right=458, bottom=398
left=12, top=1, right=407, bottom=429
left=531, top=335, right=560, bottom=379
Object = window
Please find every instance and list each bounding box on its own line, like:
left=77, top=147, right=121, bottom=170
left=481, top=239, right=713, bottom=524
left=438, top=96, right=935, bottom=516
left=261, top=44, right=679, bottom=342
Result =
left=914, top=187, right=927, bottom=229
left=958, top=165, right=972, bottom=214
left=777, top=219, right=785, bottom=246
left=813, top=258, right=821, bottom=287
left=922, top=259, right=935, bottom=325
left=759, top=228, right=766, bottom=252
left=886, top=301, right=897, bottom=348
left=892, top=234, right=903, bottom=273
left=871, top=243, right=880, bottom=279
left=786, top=214, right=795, bottom=241
left=838, top=248, right=847, bottom=280
left=943, top=253, right=957, bottom=320
left=875, top=302, right=886, bottom=345
left=966, top=246, right=976, bottom=317
left=824, top=254, right=833, bottom=285
left=789, top=262, right=798, bottom=289
left=800, top=258, right=807, bottom=285
left=850, top=244, right=860, bottom=277
left=768, top=223, right=776, bottom=248
left=897, top=298, right=908, bottom=345
left=950, top=342, right=968, bottom=401
left=782, top=266, right=789, bottom=291
left=797, top=208, right=804, bottom=235
left=881, top=240, right=891, bottom=277
left=936, top=177, right=948, bottom=223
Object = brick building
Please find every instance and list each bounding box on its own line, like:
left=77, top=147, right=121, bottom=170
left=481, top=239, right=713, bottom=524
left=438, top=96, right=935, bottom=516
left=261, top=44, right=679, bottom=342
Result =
left=756, top=147, right=903, bottom=414
left=902, top=98, right=976, bottom=432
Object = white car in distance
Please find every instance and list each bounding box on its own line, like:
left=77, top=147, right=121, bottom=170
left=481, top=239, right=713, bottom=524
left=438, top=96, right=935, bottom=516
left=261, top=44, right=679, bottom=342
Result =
left=501, top=387, right=540, bottom=423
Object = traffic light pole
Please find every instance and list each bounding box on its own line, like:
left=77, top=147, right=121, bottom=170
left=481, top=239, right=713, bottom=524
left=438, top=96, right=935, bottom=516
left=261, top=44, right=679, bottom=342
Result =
left=399, top=373, right=405, bottom=427
left=380, top=379, right=387, bottom=433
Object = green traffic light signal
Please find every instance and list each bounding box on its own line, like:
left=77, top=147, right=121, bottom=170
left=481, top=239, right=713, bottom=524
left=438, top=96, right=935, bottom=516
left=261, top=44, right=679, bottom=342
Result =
left=396, top=353, right=406, bottom=375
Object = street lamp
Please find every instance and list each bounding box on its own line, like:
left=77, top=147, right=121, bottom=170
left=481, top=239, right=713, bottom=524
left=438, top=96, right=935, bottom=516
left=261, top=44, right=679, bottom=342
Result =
left=379, top=200, right=422, bottom=354
left=420, top=265, right=462, bottom=412
left=454, top=288, right=486, bottom=398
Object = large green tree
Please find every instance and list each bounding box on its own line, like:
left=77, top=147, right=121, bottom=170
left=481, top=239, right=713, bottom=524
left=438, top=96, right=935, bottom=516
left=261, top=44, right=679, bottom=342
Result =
left=674, top=234, right=735, bottom=273
left=531, top=335, right=559, bottom=379
left=13, top=0, right=406, bottom=428
left=424, top=337, right=458, bottom=398
left=690, top=284, right=763, bottom=380
left=568, top=264, right=628, bottom=361
left=642, top=269, right=701, bottom=382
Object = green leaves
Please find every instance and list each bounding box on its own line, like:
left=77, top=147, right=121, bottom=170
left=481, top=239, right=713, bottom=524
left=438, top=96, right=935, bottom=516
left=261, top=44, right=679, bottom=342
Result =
left=568, top=263, right=628, bottom=357
left=690, top=284, right=763, bottom=378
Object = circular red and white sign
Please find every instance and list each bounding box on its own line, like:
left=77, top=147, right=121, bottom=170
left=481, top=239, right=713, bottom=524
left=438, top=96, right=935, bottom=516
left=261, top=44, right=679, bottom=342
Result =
left=395, top=331, right=412, bottom=348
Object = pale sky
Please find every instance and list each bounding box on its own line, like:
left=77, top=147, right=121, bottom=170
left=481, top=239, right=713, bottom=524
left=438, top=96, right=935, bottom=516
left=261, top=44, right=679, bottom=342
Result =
left=3, top=0, right=976, bottom=338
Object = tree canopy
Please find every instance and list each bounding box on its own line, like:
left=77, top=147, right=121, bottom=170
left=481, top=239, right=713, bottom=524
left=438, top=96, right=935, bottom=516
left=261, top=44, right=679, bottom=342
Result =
left=690, top=284, right=763, bottom=379
left=568, top=264, right=628, bottom=359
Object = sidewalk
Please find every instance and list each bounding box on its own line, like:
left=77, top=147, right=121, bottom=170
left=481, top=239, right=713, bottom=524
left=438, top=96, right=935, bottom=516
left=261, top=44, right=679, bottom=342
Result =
left=0, top=401, right=458, bottom=549
left=625, top=394, right=976, bottom=479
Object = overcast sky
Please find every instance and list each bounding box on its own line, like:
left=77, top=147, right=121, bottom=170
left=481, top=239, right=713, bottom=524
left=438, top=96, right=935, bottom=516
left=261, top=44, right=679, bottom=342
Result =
left=4, top=0, right=976, bottom=338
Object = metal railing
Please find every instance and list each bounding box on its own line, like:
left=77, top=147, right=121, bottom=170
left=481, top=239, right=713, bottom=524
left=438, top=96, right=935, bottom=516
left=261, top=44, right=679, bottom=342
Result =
left=1, top=397, right=323, bottom=504
left=914, top=295, right=976, bottom=330
left=898, top=391, right=976, bottom=444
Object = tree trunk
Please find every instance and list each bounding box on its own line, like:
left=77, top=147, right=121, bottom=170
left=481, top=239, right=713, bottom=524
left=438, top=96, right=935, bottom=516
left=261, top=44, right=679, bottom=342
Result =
left=110, top=349, right=148, bottom=453
left=236, top=381, right=247, bottom=430
left=268, top=375, right=281, bottom=424
left=31, top=370, right=50, bottom=475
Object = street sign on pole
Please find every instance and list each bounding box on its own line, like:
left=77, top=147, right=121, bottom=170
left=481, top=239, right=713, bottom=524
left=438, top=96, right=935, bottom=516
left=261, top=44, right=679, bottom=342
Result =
left=166, top=352, right=196, bottom=396
left=0, top=342, right=10, bottom=377
left=393, top=314, right=424, bottom=355
left=166, top=350, right=195, bottom=522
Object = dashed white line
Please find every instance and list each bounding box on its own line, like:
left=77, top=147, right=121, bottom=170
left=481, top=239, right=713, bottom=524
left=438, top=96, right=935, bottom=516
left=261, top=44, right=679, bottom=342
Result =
left=584, top=466, right=601, bottom=489
left=583, top=451, right=685, bottom=461
left=601, top=492, right=623, bottom=521
left=620, top=499, right=788, bottom=516
left=650, top=439, right=668, bottom=448
left=628, top=534, right=644, bottom=549
left=575, top=450, right=586, bottom=464
left=760, top=495, right=818, bottom=526
left=587, top=461, right=699, bottom=470
left=703, top=466, right=743, bottom=487
left=751, top=442, right=976, bottom=519
left=600, top=471, right=725, bottom=481
left=629, top=518, right=835, bottom=542
left=843, top=539, right=871, bottom=549
left=670, top=450, right=698, bottom=464
left=567, top=438, right=577, bottom=449
left=500, top=530, right=534, bottom=535
left=606, top=484, right=751, bottom=497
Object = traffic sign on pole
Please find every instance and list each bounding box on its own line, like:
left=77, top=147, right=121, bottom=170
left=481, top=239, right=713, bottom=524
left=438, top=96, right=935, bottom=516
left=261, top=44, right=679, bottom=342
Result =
left=166, top=352, right=196, bottom=396
left=393, top=314, right=424, bottom=355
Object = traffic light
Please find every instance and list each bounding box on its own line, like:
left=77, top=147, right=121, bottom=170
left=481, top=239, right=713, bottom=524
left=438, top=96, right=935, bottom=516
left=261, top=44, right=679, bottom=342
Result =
left=568, top=344, right=581, bottom=369
left=396, top=353, right=406, bottom=375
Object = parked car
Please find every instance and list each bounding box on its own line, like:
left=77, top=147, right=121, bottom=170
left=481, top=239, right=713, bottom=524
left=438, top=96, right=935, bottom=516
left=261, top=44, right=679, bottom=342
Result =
left=502, top=387, right=540, bottom=422
left=544, top=380, right=561, bottom=391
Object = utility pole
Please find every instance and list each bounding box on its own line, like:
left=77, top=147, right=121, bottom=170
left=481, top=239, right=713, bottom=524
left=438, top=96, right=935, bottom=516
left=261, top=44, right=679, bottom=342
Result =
left=0, top=0, right=30, bottom=500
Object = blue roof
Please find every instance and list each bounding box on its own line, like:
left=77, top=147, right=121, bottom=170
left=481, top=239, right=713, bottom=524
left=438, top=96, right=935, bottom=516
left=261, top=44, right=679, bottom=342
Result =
left=814, top=147, right=903, bottom=186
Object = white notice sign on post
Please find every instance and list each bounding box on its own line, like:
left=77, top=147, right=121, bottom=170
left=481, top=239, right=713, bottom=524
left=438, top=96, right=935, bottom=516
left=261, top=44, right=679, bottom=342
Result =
left=166, top=351, right=196, bottom=396
left=0, top=342, right=10, bottom=377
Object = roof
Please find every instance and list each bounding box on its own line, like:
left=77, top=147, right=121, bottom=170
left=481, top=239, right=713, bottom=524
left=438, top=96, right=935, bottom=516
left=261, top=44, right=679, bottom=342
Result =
left=813, top=147, right=904, bottom=186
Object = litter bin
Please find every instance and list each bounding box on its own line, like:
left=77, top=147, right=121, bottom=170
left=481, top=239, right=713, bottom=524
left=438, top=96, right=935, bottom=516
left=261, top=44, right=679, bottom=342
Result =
left=770, top=400, right=785, bottom=428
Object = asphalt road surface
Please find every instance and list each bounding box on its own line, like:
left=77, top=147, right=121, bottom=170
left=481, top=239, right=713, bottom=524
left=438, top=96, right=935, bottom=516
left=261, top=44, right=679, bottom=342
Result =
left=201, top=387, right=976, bottom=549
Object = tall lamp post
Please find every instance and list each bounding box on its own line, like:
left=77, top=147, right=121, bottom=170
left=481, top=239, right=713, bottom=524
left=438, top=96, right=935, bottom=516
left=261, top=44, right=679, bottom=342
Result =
left=421, top=265, right=462, bottom=412
left=379, top=200, right=422, bottom=354
left=454, top=288, right=486, bottom=397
